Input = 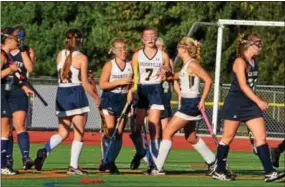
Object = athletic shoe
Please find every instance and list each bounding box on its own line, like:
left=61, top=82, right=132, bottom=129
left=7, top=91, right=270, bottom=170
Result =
left=23, top=157, right=34, bottom=170
left=149, top=169, right=165, bottom=176
left=5, top=159, right=20, bottom=174
left=205, top=161, right=217, bottom=176
left=212, top=171, right=234, bottom=181
left=144, top=166, right=165, bottom=176
left=130, top=153, right=146, bottom=170
left=1, top=167, right=18, bottom=175
left=144, top=165, right=155, bottom=175
left=98, top=159, right=107, bottom=172
left=109, top=162, right=120, bottom=174
left=67, top=166, right=88, bottom=175
left=34, top=148, right=47, bottom=171
left=270, top=148, right=281, bottom=168
left=6, top=159, right=13, bottom=169
left=264, top=170, right=285, bottom=182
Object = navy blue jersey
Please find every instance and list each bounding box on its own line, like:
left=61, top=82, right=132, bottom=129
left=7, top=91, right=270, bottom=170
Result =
left=228, top=58, right=258, bottom=94
left=222, top=58, right=262, bottom=121
left=10, top=51, right=28, bottom=84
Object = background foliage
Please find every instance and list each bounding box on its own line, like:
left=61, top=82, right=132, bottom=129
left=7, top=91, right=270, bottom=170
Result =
left=1, top=2, right=284, bottom=84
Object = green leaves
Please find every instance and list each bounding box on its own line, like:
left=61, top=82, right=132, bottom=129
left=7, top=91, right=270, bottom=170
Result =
left=1, top=2, right=284, bottom=84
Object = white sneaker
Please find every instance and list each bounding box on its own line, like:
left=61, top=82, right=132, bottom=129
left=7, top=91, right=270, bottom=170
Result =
left=145, top=167, right=165, bottom=176
left=212, top=171, right=233, bottom=181
left=264, top=170, right=285, bottom=182
left=1, top=167, right=17, bottom=175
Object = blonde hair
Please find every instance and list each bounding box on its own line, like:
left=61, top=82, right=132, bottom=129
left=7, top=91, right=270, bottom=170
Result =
left=178, top=37, right=201, bottom=62
left=108, top=38, right=128, bottom=54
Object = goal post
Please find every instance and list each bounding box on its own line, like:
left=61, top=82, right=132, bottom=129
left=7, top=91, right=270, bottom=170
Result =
left=212, top=19, right=285, bottom=134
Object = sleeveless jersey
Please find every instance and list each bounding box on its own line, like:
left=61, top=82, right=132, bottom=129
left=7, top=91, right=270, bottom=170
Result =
left=57, top=49, right=82, bottom=87
left=229, top=58, right=258, bottom=94
left=10, top=50, right=28, bottom=78
left=109, top=59, right=133, bottom=94
left=179, top=60, right=200, bottom=98
left=138, top=49, right=163, bottom=84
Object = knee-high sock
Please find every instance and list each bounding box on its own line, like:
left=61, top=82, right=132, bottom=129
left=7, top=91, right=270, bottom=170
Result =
left=216, top=142, right=229, bottom=173
left=70, top=141, right=84, bottom=169
left=6, top=135, right=14, bottom=161
left=130, top=133, right=146, bottom=155
left=17, top=132, right=30, bottom=159
left=257, top=143, right=273, bottom=173
left=1, top=138, right=8, bottom=168
left=109, top=138, right=123, bottom=162
left=44, top=134, right=63, bottom=156
left=192, top=138, right=216, bottom=164
left=156, top=140, right=172, bottom=171
left=101, top=135, right=110, bottom=158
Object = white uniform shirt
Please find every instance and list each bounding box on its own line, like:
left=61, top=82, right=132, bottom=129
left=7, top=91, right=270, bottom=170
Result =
left=109, top=59, right=133, bottom=94
left=179, top=59, right=200, bottom=98
left=138, top=49, right=163, bottom=85
left=57, top=49, right=82, bottom=87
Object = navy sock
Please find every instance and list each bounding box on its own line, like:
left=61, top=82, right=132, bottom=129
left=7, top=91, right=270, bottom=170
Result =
left=1, top=139, right=8, bottom=168
left=109, top=138, right=122, bottom=162
left=257, top=143, right=273, bottom=173
left=130, top=133, right=146, bottom=156
left=277, top=140, right=285, bottom=153
left=6, top=135, right=14, bottom=161
left=17, top=132, right=30, bottom=159
left=216, top=143, right=229, bottom=173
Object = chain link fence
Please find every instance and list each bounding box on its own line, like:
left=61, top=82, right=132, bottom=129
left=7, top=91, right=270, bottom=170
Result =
left=26, top=78, right=284, bottom=138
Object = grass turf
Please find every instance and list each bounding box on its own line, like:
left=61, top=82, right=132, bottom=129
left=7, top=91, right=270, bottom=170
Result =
left=2, top=143, right=284, bottom=187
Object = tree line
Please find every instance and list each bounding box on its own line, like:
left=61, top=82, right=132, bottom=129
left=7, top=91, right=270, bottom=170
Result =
left=2, top=2, right=284, bottom=85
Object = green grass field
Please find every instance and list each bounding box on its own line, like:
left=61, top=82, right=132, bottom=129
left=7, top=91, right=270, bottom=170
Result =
left=2, top=144, right=284, bottom=187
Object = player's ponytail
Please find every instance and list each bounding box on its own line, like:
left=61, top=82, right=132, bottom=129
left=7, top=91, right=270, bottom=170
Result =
left=195, top=41, right=202, bottom=62
left=61, top=28, right=83, bottom=81
left=237, top=33, right=260, bottom=59
left=179, top=37, right=201, bottom=62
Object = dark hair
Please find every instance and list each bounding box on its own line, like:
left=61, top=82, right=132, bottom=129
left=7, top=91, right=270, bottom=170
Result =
left=61, top=28, right=83, bottom=81
left=237, top=33, right=260, bottom=58
left=1, top=27, right=17, bottom=44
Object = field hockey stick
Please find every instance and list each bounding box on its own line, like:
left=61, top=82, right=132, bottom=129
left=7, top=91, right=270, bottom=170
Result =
left=200, top=108, right=236, bottom=178
left=200, top=108, right=219, bottom=145
left=2, top=49, right=48, bottom=106
left=102, top=101, right=132, bottom=166
left=22, top=80, right=48, bottom=106
left=247, top=128, right=258, bottom=155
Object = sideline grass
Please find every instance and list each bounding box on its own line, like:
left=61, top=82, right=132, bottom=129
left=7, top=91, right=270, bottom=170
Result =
left=2, top=144, right=284, bottom=187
